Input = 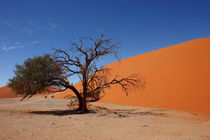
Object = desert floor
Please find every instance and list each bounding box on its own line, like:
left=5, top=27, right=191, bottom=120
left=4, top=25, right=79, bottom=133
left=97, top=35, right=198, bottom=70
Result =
left=0, top=98, right=210, bottom=140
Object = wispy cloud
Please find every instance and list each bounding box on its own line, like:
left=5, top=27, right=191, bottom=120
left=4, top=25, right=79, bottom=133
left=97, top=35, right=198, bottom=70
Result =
left=20, top=28, right=33, bottom=35
left=15, top=42, right=21, bottom=45
left=47, top=22, right=58, bottom=32
left=49, top=22, right=57, bottom=29
left=1, top=42, right=24, bottom=51
left=0, top=18, right=60, bottom=35
left=0, top=18, right=56, bottom=51
left=0, top=19, right=14, bottom=28
left=31, top=40, right=41, bottom=45
left=2, top=46, right=15, bottom=51
left=2, top=45, right=24, bottom=51
left=0, top=40, right=41, bottom=51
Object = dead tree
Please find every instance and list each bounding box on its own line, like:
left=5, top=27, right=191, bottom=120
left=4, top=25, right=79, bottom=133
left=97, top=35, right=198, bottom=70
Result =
left=53, top=34, right=144, bottom=112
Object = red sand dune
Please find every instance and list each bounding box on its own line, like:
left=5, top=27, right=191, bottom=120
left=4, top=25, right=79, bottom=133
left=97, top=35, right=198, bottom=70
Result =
left=53, top=89, right=74, bottom=99
left=98, top=38, right=210, bottom=114
left=0, top=86, right=58, bottom=98
left=55, top=38, right=210, bottom=114
left=53, top=83, right=81, bottom=99
left=0, top=86, right=23, bottom=98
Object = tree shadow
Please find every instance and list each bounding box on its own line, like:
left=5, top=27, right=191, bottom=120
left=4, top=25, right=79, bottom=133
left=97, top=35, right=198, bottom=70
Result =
left=29, top=109, right=96, bottom=116
left=28, top=106, right=167, bottom=118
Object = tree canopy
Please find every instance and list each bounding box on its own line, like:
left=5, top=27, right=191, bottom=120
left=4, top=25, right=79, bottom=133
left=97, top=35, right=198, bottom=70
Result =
left=8, top=54, right=63, bottom=100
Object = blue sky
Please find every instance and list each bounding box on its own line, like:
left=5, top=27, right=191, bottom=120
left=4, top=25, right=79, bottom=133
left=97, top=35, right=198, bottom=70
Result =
left=0, top=0, right=210, bottom=87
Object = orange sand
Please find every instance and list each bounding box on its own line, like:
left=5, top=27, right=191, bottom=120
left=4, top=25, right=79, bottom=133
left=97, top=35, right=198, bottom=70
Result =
left=55, top=38, right=210, bottom=114
left=0, top=86, right=58, bottom=98
left=98, top=38, right=210, bottom=114
left=0, top=86, right=22, bottom=98
left=53, top=83, right=81, bottom=99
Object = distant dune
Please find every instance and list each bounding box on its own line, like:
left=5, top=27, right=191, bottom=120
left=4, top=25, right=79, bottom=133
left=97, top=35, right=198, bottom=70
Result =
left=0, top=86, right=22, bottom=98
left=0, top=86, right=57, bottom=98
left=55, top=38, right=210, bottom=114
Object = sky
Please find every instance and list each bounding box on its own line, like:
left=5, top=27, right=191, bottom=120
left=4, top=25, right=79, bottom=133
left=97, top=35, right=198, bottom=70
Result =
left=0, top=0, right=210, bottom=87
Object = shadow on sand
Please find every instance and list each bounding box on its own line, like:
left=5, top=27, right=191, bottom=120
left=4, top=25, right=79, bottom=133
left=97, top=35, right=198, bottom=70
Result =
left=28, top=107, right=167, bottom=117
left=29, top=109, right=96, bottom=116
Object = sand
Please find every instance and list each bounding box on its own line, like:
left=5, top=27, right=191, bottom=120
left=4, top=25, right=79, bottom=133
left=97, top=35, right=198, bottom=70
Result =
left=0, top=86, right=23, bottom=98
left=0, top=98, right=210, bottom=140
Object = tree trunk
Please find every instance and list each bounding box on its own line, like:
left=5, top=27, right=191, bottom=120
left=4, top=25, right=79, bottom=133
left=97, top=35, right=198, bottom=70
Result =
left=81, top=97, right=88, bottom=112
left=78, top=96, right=83, bottom=111
left=81, top=72, right=88, bottom=113
left=67, top=85, right=87, bottom=112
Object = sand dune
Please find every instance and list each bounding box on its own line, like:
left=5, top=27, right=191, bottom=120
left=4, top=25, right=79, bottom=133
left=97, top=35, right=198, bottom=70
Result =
left=98, top=38, right=210, bottom=114
left=0, top=86, right=22, bottom=98
left=54, top=38, right=210, bottom=114
left=0, top=86, right=57, bottom=98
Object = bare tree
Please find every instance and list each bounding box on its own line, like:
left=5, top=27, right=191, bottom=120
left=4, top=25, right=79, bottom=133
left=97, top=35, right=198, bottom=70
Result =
left=53, top=34, right=144, bottom=112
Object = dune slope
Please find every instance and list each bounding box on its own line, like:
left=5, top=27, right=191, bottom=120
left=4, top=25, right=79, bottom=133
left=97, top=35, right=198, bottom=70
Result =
left=97, top=38, right=210, bottom=114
